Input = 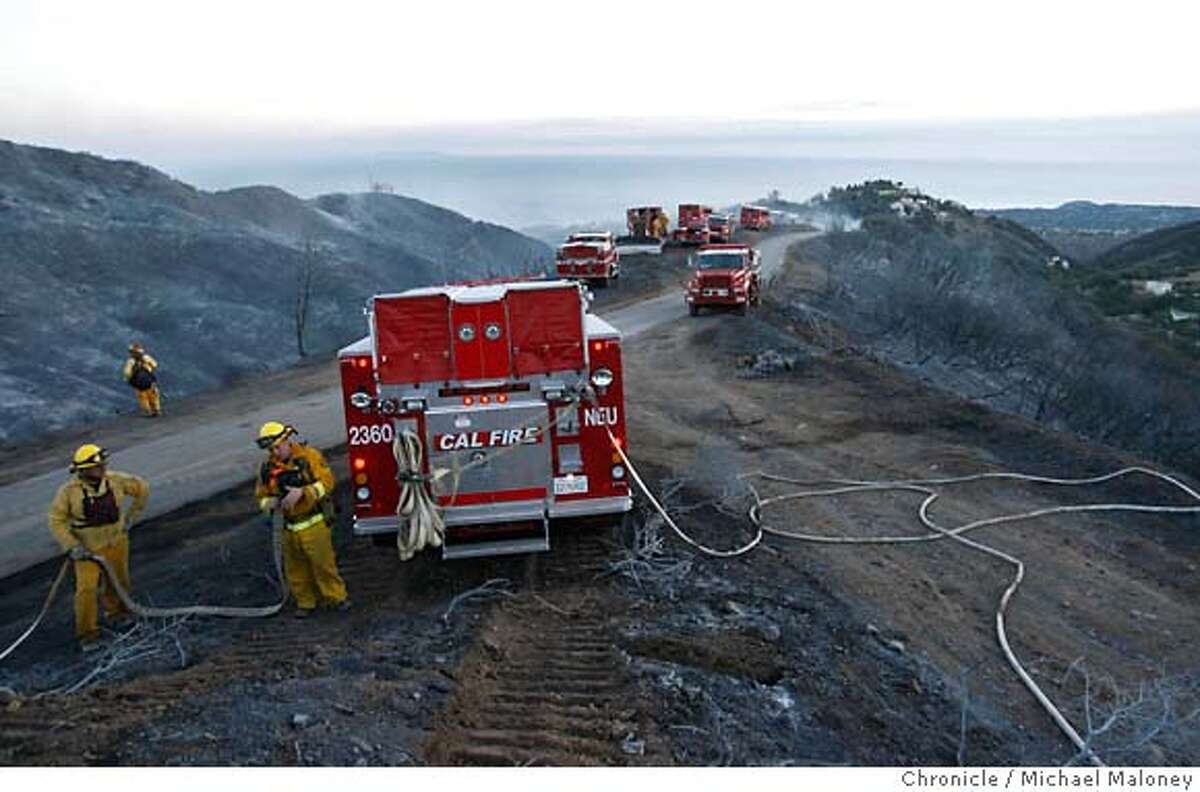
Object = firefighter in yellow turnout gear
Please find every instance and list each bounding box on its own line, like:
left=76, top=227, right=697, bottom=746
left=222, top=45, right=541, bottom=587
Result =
left=254, top=422, right=351, bottom=617
left=122, top=342, right=161, bottom=417
left=47, top=444, right=150, bottom=650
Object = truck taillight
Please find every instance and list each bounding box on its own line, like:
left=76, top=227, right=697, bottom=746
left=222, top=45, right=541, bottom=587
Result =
left=353, top=457, right=367, bottom=472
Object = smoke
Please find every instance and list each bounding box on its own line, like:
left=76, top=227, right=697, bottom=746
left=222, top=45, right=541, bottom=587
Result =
left=797, top=208, right=862, bottom=233
left=761, top=191, right=862, bottom=232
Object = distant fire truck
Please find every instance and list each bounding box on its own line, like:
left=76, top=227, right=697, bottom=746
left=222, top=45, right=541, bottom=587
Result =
left=556, top=231, right=620, bottom=287
left=671, top=204, right=713, bottom=245
left=707, top=212, right=733, bottom=243
left=617, top=206, right=670, bottom=255
left=685, top=243, right=761, bottom=316
left=338, top=280, right=631, bottom=559
left=739, top=205, right=772, bottom=231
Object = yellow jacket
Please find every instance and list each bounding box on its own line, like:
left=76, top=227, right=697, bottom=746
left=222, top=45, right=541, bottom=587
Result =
left=254, top=444, right=335, bottom=522
left=122, top=354, right=158, bottom=382
left=48, top=472, right=151, bottom=552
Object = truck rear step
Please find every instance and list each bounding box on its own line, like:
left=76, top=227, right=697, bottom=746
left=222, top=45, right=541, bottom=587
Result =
left=442, top=516, right=550, bottom=560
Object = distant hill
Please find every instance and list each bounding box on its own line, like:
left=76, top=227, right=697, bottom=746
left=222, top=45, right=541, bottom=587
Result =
left=1069, top=219, right=1200, bottom=352
left=984, top=201, right=1200, bottom=233
left=981, top=202, right=1200, bottom=263
left=0, top=140, right=552, bottom=442
left=816, top=179, right=1060, bottom=263
left=1089, top=219, right=1200, bottom=278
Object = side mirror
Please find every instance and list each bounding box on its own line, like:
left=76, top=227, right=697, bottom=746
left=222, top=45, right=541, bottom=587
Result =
left=686, top=255, right=695, bottom=270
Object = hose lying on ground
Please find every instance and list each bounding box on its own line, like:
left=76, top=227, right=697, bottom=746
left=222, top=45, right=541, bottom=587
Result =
left=609, top=429, right=1199, bottom=767
left=0, top=560, right=71, bottom=664
left=0, top=522, right=286, bottom=664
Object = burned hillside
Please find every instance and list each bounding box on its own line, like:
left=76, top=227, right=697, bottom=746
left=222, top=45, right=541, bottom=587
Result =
left=779, top=181, right=1200, bottom=477
left=0, top=140, right=551, bottom=442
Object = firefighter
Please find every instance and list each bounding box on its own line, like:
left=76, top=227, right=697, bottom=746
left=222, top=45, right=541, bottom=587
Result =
left=47, top=444, right=150, bottom=652
left=122, top=342, right=162, bottom=417
left=254, top=422, right=351, bottom=618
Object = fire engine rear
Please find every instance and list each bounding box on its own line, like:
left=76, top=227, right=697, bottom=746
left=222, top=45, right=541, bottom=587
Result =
left=338, top=280, right=631, bottom=560
left=739, top=205, right=772, bottom=231
left=707, top=212, right=733, bottom=243
left=685, top=243, right=762, bottom=316
left=671, top=204, right=713, bottom=245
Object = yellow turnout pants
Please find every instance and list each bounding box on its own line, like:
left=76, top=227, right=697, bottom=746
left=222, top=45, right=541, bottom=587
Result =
left=73, top=533, right=131, bottom=642
left=282, top=518, right=348, bottom=610
left=135, top=385, right=161, bottom=416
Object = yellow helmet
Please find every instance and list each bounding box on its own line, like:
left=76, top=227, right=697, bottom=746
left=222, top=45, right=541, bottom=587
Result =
left=256, top=421, right=295, bottom=450
left=70, top=443, right=109, bottom=472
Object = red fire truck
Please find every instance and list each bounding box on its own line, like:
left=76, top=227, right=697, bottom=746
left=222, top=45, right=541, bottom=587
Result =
left=337, top=280, right=631, bottom=559
left=707, top=212, right=733, bottom=243
left=671, top=204, right=713, bottom=245
left=739, top=205, right=772, bottom=231
left=685, top=243, right=761, bottom=316
left=556, top=231, right=620, bottom=287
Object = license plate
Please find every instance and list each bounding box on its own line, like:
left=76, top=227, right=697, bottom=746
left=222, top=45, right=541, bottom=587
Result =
left=553, top=475, right=589, bottom=495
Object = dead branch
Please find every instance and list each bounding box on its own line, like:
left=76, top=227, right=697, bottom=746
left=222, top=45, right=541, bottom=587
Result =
left=441, top=578, right=513, bottom=624
left=37, top=616, right=193, bottom=697
left=1061, top=661, right=1200, bottom=765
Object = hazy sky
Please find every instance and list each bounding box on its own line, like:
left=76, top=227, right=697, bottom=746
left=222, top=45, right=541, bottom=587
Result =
left=3, top=0, right=1198, bottom=164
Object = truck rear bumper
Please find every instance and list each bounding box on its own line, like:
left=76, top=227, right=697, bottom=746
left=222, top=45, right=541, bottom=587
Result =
left=352, top=495, right=632, bottom=536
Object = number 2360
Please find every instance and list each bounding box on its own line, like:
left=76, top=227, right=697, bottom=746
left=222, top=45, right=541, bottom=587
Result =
left=349, top=424, right=394, bottom=445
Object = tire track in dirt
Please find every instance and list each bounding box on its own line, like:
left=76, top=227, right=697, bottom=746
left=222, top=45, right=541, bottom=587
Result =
left=424, top=524, right=658, bottom=766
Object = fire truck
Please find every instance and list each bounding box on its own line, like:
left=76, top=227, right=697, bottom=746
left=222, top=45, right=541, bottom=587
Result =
left=616, top=206, right=670, bottom=255
left=556, top=231, right=620, bottom=287
left=671, top=204, right=713, bottom=245
left=707, top=212, right=733, bottom=243
left=739, top=205, right=772, bottom=231
left=337, top=279, right=631, bottom=560
left=685, top=243, right=761, bottom=316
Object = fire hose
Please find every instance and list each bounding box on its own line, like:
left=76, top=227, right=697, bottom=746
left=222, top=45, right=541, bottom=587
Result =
left=0, top=521, right=286, bottom=665
left=609, top=429, right=1200, bottom=767
left=393, top=429, right=446, bottom=561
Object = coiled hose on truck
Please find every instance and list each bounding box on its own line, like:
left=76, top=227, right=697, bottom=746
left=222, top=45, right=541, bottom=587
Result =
left=393, top=429, right=447, bottom=561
